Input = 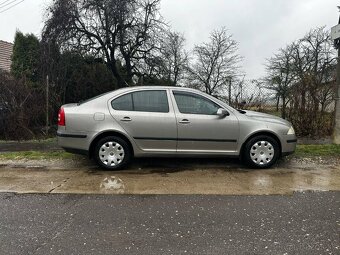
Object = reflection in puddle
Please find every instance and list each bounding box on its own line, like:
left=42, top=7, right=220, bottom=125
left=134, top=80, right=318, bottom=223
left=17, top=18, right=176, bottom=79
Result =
left=100, top=176, right=126, bottom=194
left=293, top=170, right=331, bottom=192
left=247, top=168, right=336, bottom=194
left=252, top=174, right=273, bottom=189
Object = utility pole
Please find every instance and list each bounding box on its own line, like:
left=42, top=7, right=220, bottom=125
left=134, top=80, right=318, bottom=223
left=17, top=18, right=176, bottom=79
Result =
left=335, top=51, right=340, bottom=144
left=46, top=75, right=49, bottom=135
left=331, top=8, right=340, bottom=144
left=228, top=78, right=232, bottom=105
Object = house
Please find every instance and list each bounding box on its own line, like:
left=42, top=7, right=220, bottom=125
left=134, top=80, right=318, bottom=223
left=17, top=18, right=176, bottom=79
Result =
left=0, top=40, right=13, bottom=72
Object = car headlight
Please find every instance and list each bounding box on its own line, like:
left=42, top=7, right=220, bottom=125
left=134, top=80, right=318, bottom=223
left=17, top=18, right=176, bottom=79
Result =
left=287, top=126, right=295, bottom=135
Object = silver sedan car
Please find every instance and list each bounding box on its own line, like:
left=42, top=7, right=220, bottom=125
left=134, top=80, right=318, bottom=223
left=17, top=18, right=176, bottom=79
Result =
left=57, top=86, right=297, bottom=169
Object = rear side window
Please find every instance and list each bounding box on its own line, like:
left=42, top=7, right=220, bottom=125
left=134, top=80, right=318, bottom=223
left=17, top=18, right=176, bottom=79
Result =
left=132, top=91, right=169, bottom=113
left=173, top=91, right=220, bottom=115
left=111, top=90, right=169, bottom=113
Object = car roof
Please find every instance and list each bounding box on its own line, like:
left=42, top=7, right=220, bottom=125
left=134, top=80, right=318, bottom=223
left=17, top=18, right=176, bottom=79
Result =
left=120, top=86, right=195, bottom=90
left=81, top=86, right=203, bottom=106
left=114, top=86, right=200, bottom=94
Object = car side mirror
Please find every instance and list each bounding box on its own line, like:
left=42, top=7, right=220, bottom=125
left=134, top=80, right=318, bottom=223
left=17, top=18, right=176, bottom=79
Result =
left=217, top=108, right=229, bottom=117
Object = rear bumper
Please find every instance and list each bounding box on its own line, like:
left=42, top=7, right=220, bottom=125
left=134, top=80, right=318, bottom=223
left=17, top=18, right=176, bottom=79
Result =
left=57, top=132, right=87, bottom=139
left=57, top=130, right=90, bottom=152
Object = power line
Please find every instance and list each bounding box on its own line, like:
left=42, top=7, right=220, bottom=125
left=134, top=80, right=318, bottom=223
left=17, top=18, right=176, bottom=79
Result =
left=0, top=0, right=13, bottom=7
left=0, top=0, right=20, bottom=9
left=0, top=0, right=24, bottom=13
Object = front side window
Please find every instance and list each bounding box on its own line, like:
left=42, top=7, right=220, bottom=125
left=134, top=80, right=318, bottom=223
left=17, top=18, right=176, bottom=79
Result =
left=173, top=91, right=220, bottom=115
left=111, top=90, right=169, bottom=113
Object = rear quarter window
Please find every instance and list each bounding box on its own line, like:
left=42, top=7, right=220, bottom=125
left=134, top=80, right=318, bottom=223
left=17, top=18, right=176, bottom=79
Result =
left=111, top=93, right=133, bottom=111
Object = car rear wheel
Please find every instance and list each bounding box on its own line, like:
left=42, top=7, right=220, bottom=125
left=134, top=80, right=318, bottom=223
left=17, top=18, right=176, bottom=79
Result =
left=243, top=135, right=280, bottom=169
left=94, top=136, right=132, bottom=170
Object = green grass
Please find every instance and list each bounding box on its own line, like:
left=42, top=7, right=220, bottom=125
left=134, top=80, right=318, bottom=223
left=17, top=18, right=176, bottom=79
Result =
left=295, top=144, right=340, bottom=157
left=0, top=138, right=57, bottom=144
left=0, top=151, right=77, bottom=160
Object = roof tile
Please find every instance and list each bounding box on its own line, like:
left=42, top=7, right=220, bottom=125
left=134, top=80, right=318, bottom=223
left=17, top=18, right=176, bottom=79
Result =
left=0, top=40, right=13, bottom=72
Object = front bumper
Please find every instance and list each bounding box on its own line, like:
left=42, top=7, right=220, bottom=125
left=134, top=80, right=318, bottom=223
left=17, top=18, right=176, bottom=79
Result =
left=281, top=134, right=297, bottom=156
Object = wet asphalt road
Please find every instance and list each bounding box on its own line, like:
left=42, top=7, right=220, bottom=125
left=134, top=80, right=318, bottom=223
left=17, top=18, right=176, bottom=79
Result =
left=0, top=192, right=339, bottom=255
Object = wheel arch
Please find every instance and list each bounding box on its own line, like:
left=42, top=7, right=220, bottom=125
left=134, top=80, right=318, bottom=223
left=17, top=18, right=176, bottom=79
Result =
left=239, top=131, right=282, bottom=158
left=89, top=130, right=134, bottom=159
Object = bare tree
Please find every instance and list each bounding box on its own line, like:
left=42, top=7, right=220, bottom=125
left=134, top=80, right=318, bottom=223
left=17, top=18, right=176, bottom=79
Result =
left=160, top=30, right=188, bottom=86
left=188, top=27, right=242, bottom=95
left=264, top=27, right=337, bottom=137
left=291, top=27, right=336, bottom=113
left=265, top=44, right=296, bottom=119
left=42, top=0, right=164, bottom=88
left=0, top=73, right=45, bottom=139
left=136, top=30, right=188, bottom=86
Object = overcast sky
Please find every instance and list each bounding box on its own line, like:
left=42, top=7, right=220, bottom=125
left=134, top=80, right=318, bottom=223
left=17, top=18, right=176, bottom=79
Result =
left=0, top=0, right=338, bottom=79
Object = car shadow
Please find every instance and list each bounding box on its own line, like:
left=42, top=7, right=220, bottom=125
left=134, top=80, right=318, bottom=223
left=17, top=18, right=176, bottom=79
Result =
left=86, top=157, right=293, bottom=175
left=125, top=157, right=250, bottom=174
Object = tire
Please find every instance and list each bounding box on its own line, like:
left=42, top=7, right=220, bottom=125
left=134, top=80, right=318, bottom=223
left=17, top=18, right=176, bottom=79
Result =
left=242, top=135, right=280, bottom=169
left=94, top=136, right=132, bottom=170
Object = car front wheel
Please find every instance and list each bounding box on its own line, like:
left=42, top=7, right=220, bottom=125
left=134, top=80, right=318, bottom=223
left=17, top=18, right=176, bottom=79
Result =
left=94, top=136, right=132, bottom=170
left=243, top=135, right=280, bottom=169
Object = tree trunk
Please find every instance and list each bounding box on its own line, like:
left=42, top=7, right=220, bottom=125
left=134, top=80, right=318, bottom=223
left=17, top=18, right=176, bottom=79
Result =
left=282, top=96, right=286, bottom=119
left=108, top=61, right=125, bottom=89
left=125, top=58, right=133, bottom=86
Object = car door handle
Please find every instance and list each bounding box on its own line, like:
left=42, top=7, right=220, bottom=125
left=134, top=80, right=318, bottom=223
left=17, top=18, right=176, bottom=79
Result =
left=179, top=119, right=190, bottom=124
left=120, top=117, right=132, bottom=122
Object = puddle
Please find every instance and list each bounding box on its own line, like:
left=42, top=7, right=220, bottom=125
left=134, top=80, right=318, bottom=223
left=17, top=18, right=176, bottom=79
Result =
left=0, top=156, right=339, bottom=195
left=26, top=166, right=47, bottom=170
left=100, top=176, right=126, bottom=194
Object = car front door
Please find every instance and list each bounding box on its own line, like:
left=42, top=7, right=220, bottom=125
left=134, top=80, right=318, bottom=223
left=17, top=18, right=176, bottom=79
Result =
left=110, top=89, right=177, bottom=153
left=171, top=90, right=239, bottom=154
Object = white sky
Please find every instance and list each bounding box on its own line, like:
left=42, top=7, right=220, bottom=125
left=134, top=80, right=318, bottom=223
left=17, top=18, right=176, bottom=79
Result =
left=0, top=0, right=339, bottom=79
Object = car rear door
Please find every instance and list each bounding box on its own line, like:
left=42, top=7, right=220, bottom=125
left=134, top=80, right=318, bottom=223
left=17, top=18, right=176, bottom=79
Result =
left=109, top=89, right=177, bottom=153
left=171, top=90, right=239, bottom=154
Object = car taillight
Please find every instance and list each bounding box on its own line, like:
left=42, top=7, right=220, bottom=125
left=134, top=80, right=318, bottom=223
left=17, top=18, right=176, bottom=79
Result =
left=58, top=108, right=65, bottom=126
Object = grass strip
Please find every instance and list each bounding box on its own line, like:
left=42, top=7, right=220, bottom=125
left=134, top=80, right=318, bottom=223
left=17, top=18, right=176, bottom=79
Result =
left=0, top=151, right=77, bottom=160
left=295, top=144, right=340, bottom=157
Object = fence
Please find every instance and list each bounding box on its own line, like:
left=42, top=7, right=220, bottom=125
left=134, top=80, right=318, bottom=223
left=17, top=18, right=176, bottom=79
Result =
left=223, top=80, right=337, bottom=137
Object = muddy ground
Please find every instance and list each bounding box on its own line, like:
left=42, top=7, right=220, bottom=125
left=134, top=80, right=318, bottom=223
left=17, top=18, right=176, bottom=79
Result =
left=0, top=156, right=339, bottom=195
